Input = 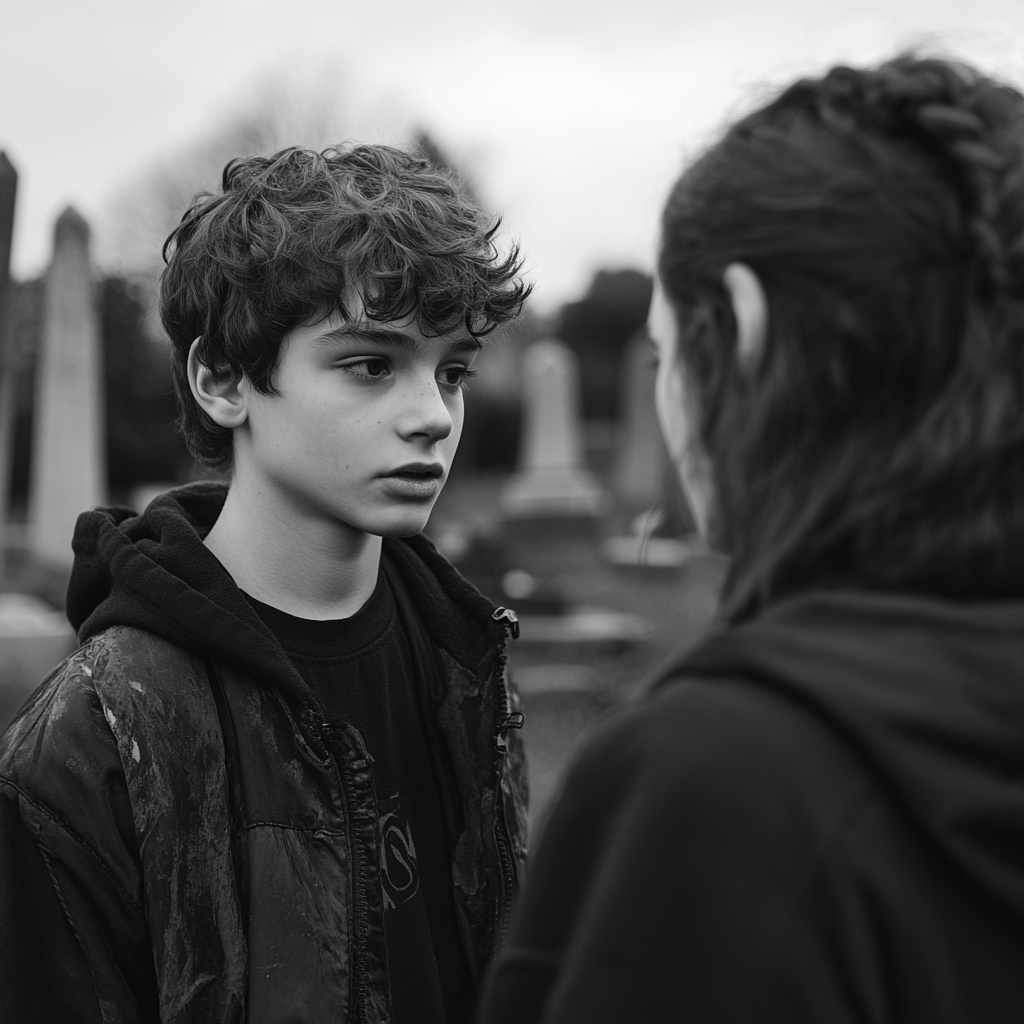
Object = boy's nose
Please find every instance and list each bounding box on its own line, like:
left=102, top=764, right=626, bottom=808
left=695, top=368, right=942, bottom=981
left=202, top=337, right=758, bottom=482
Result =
left=400, top=380, right=453, bottom=442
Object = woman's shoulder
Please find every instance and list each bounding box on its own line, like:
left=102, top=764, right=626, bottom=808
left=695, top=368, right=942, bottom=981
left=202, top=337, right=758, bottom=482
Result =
left=558, top=669, right=874, bottom=845
left=585, top=669, right=848, bottom=767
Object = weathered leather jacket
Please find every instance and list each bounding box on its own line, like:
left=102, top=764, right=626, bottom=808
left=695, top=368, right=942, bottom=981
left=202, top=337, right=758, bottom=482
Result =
left=0, top=485, right=528, bottom=1023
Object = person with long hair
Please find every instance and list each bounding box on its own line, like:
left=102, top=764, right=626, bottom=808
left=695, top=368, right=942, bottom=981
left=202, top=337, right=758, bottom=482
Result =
left=479, top=54, right=1024, bottom=1022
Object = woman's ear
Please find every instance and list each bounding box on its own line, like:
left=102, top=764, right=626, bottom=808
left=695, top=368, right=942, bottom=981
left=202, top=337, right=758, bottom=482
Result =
left=723, top=263, right=768, bottom=375
left=187, top=338, right=248, bottom=429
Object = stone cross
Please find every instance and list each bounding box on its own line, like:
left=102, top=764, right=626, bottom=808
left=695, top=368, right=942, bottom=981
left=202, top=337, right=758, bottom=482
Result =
left=29, top=208, right=106, bottom=567
left=500, top=338, right=607, bottom=520
left=611, top=327, right=672, bottom=512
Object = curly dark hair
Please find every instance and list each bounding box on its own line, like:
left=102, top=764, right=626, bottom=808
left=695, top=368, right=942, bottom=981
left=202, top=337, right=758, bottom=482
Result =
left=160, top=144, right=531, bottom=464
left=658, top=53, right=1024, bottom=619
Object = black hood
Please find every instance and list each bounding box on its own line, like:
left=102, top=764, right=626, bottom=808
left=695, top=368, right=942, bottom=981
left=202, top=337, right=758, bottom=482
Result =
left=67, top=481, right=506, bottom=703
left=666, top=589, right=1024, bottom=916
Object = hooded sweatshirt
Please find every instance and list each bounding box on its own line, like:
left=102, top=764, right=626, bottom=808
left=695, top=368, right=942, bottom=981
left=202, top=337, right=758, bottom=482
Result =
left=479, top=589, right=1024, bottom=1024
left=0, top=482, right=527, bottom=1024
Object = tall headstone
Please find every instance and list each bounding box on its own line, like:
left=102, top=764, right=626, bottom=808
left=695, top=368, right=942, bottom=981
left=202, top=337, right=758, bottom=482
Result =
left=29, top=208, right=106, bottom=567
left=610, top=327, right=672, bottom=513
left=0, top=152, right=18, bottom=551
left=500, top=338, right=607, bottom=522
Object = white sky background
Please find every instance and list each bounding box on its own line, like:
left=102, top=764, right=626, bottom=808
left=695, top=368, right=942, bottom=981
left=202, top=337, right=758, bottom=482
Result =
left=2, top=0, right=1024, bottom=312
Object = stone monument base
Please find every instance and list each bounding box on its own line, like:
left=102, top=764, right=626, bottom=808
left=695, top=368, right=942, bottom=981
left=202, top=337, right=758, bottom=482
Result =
left=500, top=466, right=609, bottom=520
left=602, top=533, right=707, bottom=573
left=503, top=514, right=603, bottom=574
left=0, top=592, right=77, bottom=728
left=514, top=605, right=648, bottom=651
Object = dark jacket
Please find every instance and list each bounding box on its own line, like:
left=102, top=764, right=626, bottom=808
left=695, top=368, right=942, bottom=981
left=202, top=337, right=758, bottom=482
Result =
left=480, top=589, right=1024, bottom=1023
left=0, top=482, right=528, bottom=1024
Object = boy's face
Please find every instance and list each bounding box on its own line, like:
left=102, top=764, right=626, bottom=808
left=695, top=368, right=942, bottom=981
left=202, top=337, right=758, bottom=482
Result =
left=232, top=301, right=478, bottom=538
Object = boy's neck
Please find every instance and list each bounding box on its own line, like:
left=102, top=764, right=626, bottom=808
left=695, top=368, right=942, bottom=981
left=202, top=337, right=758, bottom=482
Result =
left=204, top=477, right=383, bottom=621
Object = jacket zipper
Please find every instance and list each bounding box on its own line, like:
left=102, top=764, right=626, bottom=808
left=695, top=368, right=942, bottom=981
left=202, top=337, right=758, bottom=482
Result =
left=492, top=606, right=520, bottom=641
left=491, top=606, right=520, bottom=733
left=493, top=811, right=516, bottom=951
left=491, top=607, right=520, bottom=730
left=490, top=606, right=521, bottom=952
left=331, top=725, right=371, bottom=1024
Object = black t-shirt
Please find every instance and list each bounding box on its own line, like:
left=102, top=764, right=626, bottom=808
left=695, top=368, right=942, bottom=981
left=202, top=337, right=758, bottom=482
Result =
left=244, top=563, right=473, bottom=1024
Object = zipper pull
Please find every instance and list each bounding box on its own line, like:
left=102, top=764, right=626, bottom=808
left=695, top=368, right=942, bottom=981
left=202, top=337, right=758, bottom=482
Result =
left=492, top=606, right=520, bottom=640
left=500, top=711, right=525, bottom=730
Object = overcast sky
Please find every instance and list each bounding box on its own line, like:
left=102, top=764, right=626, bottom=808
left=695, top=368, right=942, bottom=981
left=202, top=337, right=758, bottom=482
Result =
left=3, top=0, right=1023, bottom=311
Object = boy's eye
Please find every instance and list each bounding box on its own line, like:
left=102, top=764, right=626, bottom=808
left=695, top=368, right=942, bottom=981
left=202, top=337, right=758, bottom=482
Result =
left=438, top=365, right=478, bottom=391
left=342, top=357, right=391, bottom=380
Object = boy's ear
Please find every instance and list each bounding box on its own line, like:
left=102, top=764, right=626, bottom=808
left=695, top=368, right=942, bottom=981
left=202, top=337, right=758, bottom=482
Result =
left=723, top=262, right=768, bottom=375
left=187, top=338, right=248, bottom=428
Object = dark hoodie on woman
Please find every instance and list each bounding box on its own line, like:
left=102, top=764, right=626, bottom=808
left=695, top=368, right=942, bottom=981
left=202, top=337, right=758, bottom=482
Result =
left=480, top=589, right=1024, bottom=1023
left=0, top=483, right=527, bottom=1024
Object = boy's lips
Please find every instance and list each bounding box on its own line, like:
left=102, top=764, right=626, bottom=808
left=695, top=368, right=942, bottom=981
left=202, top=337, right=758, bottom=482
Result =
left=379, top=462, right=444, bottom=499
left=385, top=462, right=444, bottom=478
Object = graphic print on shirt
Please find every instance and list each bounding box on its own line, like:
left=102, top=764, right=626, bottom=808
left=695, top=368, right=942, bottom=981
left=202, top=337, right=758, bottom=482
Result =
left=378, top=793, right=419, bottom=911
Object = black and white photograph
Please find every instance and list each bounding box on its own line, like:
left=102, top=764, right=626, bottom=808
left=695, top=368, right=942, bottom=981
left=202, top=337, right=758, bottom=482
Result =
left=2, top=1, right=1023, bottom=1021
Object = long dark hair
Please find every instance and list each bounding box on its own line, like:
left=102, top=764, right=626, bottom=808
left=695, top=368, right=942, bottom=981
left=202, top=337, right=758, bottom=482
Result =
left=658, top=54, right=1024, bottom=620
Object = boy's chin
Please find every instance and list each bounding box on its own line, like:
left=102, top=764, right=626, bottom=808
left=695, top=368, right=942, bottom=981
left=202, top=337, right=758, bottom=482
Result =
left=368, top=510, right=435, bottom=539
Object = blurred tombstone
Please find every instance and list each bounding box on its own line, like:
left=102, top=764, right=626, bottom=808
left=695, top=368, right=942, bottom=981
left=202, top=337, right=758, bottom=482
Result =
left=604, top=329, right=701, bottom=570
left=29, top=208, right=106, bottom=568
left=0, top=593, right=76, bottom=723
left=500, top=338, right=608, bottom=531
left=610, top=327, right=671, bottom=513
left=0, top=152, right=17, bottom=557
left=453, top=339, right=648, bottom=647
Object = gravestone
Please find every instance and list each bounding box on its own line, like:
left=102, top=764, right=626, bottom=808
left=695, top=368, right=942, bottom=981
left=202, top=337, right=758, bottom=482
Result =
left=29, top=208, right=106, bottom=567
left=603, top=328, right=700, bottom=570
left=610, top=327, right=671, bottom=512
left=491, top=339, right=645, bottom=642
left=500, top=338, right=607, bottom=524
left=0, top=152, right=18, bottom=553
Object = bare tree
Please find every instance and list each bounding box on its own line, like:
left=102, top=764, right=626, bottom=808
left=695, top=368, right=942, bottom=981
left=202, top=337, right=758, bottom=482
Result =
left=99, top=64, right=413, bottom=273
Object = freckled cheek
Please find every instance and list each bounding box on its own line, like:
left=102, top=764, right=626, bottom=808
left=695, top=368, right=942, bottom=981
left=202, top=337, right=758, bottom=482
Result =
left=307, top=408, right=372, bottom=473
left=444, top=405, right=466, bottom=459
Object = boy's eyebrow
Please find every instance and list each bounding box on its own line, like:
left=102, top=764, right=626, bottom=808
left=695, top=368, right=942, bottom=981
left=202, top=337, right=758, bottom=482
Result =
left=315, top=324, right=482, bottom=354
left=315, top=324, right=415, bottom=348
left=444, top=337, right=484, bottom=355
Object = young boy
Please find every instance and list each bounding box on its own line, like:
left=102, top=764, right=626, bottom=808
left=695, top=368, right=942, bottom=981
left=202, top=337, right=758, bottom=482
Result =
left=0, top=145, right=530, bottom=1023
